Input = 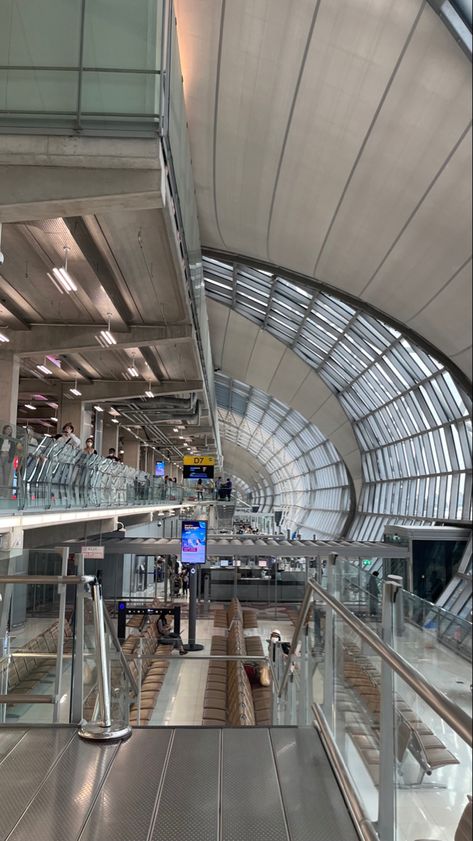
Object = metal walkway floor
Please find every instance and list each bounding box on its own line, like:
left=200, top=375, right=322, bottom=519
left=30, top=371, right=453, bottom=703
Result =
left=0, top=726, right=359, bottom=841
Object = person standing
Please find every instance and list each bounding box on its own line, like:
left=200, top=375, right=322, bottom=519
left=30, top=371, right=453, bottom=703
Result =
left=60, top=423, right=80, bottom=447
left=196, top=478, right=204, bottom=500
left=368, top=571, right=380, bottom=617
left=0, top=424, right=16, bottom=496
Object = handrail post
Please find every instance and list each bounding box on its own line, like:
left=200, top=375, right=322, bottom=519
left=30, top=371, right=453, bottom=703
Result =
left=323, top=553, right=337, bottom=727
left=378, top=578, right=401, bottom=841
left=79, top=578, right=131, bottom=742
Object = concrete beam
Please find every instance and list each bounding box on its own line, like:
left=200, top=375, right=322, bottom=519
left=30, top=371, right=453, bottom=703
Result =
left=18, top=378, right=203, bottom=402
left=10, top=323, right=193, bottom=356
left=0, top=135, right=163, bottom=223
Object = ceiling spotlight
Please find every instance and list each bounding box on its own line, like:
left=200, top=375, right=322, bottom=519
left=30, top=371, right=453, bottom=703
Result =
left=49, top=246, right=77, bottom=293
left=25, top=403, right=36, bottom=411
left=0, top=332, right=9, bottom=343
left=69, top=379, right=82, bottom=397
left=94, top=405, right=104, bottom=412
left=145, top=390, right=154, bottom=398
left=37, top=364, right=52, bottom=375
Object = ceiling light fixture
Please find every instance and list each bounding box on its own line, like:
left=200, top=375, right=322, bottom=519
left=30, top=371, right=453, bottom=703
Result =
left=50, top=416, right=58, bottom=422
left=145, top=390, right=154, bottom=398
left=37, top=363, right=52, bottom=375
left=0, top=332, right=9, bottom=343
left=49, top=246, right=77, bottom=293
left=25, top=403, right=36, bottom=411
left=69, top=380, right=82, bottom=397
left=96, top=314, right=116, bottom=347
left=128, top=366, right=139, bottom=378
left=94, top=405, right=104, bottom=413
left=111, top=418, right=119, bottom=424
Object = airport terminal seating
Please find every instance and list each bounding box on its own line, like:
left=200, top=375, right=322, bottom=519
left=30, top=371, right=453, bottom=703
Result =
left=8, top=619, right=73, bottom=696
left=203, top=598, right=272, bottom=726
left=341, top=640, right=459, bottom=786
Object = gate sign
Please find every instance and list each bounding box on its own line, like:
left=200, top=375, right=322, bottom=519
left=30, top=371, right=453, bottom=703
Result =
left=182, top=455, right=215, bottom=466
left=81, top=546, right=105, bottom=559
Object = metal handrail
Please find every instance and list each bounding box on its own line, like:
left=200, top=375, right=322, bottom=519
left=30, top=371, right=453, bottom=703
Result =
left=279, top=578, right=473, bottom=747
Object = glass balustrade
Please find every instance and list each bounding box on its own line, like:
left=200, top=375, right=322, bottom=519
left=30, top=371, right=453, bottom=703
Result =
left=275, top=578, right=472, bottom=841
left=0, top=426, right=184, bottom=515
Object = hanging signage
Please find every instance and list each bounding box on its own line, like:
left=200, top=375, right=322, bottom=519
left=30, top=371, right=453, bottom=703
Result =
left=182, top=455, right=215, bottom=466
left=81, top=546, right=105, bottom=559
left=183, top=464, right=214, bottom=480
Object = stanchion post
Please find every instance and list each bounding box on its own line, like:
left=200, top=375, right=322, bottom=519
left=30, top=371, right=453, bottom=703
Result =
left=378, top=579, right=401, bottom=841
left=185, top=566, right=204, bottom=652
left=79, top=578, right=131, bottom=741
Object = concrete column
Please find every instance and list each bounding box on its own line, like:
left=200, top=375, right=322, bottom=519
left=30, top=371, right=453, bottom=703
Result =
left=102, top=423, right=119, bottom=457
left=122, top=440, right=140, bottom=469
left=0, top=352, right=20, bottom=426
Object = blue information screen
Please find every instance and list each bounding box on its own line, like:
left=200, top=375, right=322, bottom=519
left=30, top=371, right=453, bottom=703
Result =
left=155, top=461, right=165, bottom=477
left=181, top=520, right=207, bottom=565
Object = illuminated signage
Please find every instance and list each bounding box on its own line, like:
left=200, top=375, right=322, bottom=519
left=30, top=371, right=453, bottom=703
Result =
left=181, top=520, right=208, bottom=565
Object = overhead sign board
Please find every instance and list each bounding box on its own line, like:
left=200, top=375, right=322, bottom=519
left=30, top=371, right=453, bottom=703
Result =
left=81, top=546, right=105, bottom=559
left=182, top=455, right=215, bottom=466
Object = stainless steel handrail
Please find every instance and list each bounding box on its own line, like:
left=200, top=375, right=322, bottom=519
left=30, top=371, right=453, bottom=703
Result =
left=279, top=578, right=473, bottom=747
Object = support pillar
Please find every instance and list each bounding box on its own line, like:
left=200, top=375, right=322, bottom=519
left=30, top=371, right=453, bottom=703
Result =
left=121, top=440, right=140, bottom=469
left=101, top=424, right=119, bottom=457
left=0, top=352, right=20, bottom=426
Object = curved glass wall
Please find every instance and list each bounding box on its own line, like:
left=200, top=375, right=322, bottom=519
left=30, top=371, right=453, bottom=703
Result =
left=215, top=374, right=351, bottom=539
left=205, top=257, right=472, bottom=540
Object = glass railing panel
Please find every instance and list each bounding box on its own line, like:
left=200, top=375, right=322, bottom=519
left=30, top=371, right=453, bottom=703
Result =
left=393, top=679, right=472, bottom=841
left=0, top=580, right=73, bottom=725
left=332, top=618, right=381, bottom=828
left=0, top=0, right=164, bottom=133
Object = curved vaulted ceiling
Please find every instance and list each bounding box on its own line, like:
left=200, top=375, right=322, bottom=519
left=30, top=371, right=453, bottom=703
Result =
left=215, top=373, right=352, bottom=538
left=206, top=257, right=472, bottom=539
left=174, top=0, right=472, bottom=381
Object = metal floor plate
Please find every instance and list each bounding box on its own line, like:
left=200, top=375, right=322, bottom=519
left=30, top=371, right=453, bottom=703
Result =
left=0, top=726, right=360, bottom=841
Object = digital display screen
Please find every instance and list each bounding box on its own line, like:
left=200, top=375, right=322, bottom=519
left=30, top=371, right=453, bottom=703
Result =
left=181, top=520, right=207, bottom=565
left=183, top=464, right=215, bottom=480
left=219, top=559, right=232, bottom=567
left=258, top=559, right=267, bottom=568
left=155, top=461, right=165, bottom=477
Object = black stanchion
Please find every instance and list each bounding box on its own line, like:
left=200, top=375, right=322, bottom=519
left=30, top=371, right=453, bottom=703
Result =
left=184, top=566, right=204, bottom=652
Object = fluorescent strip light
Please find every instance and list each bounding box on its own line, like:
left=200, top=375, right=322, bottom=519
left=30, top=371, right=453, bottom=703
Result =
left=94, top=405, right=104, bottom=412
left=24, top=403, right=36, bottom=410
left=69, top=387, right=82, bottom=397
left=37, top=364, right=52, bottom=375
left=145, top=390, right=154, bottom=398
left=0, top=333, right=9, bottom=343
left=50, top=416, right=58, bottom=422
left=111, top=418, right=119, bottom=424
left=97, top=330, right=117, bottom=346
left=127, top=366, right=139, bottom=378
left=52, top=267, right=77, bottom=293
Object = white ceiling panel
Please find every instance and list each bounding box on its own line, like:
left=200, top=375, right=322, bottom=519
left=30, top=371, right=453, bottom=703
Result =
left=206, top=298, right=230, bottom=368
left=245, top=330, right=286, bottom=391
left=266, top=348, right=312, bottom=404
left=175, top=0, right=471, bottom=380
left=361, top=128, right=472, bottom=321
left=315, top=3, right=472, bottom=294
left=220, top=308, right=259, bottom=378
left=407, top=259, right=472, bottom=369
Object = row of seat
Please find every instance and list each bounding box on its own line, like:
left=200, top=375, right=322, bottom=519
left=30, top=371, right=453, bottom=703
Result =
left=124, top=615, right=170, bottom=726
left=8, top=619, right=72, bottom=695
left=203, top=599, right=272, bottom=726
left=341, top=641, right=459, bottom=786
